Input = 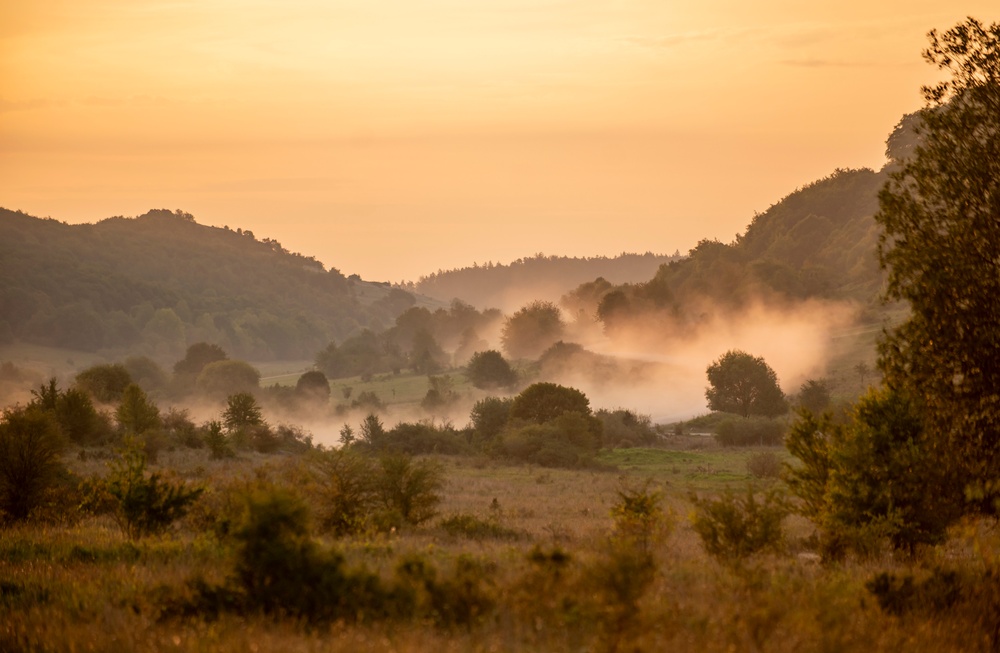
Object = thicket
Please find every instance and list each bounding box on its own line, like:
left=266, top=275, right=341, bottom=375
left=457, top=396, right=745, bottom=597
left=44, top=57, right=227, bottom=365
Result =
left=714, top=416, right=786, bottom=446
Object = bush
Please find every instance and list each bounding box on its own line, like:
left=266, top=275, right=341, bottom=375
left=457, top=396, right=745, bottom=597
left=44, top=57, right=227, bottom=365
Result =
left=610, top=480, right=670, bottom=554
left=394, top=553, right=496, bottom=628
left=746, top=451, right=782, bottom=479
left=87, top=437, right=203, bottom=540
left=232, top=487, right=389, bottom=621
left=0, top=406, right=67, bottom=524
left=438, top=513, right=522, bottom=541
left=784, top=388, right=954, bottom=558
left=203, top=421, right=234, bottom=460
left=383, top=421, right=470, bottom=455
left=690, top=487, right=788, bottom=563
left=597, top=408, right=658, bottom=448
left=715, top=416, right=785, bottom=446
left=352, top=391, right=384, bottom=411
left=310, top=447, right=377, bottom=535
left=376, top=452, right=444, bottom=527
left=469, top=396, right=512, bottom=448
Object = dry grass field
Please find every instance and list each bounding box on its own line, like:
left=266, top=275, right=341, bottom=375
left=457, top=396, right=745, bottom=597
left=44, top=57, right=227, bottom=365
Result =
left=2, top=441, right=999, bottom=653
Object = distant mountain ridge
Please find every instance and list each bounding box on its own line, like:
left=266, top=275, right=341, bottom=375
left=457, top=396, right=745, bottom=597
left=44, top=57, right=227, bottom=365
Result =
left=408, top=252, right=678, bottom=312
left=0, top=208, right=419, bottom=361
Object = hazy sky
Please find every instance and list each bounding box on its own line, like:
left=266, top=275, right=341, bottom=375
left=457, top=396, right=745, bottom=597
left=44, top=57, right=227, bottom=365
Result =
left=2, top=2, right=997, bottom=281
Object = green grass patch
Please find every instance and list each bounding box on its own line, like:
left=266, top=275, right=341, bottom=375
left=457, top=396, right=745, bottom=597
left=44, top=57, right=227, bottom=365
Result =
left=597, top=447, right=792, bottom=493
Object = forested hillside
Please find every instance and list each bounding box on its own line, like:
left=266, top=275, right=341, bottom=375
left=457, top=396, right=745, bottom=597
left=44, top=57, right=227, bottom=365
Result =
left=564, top=166, right=890, bottom=335
left=410, top=252, right=676, bottom=311
left=0, top=208, right=418, bottom=360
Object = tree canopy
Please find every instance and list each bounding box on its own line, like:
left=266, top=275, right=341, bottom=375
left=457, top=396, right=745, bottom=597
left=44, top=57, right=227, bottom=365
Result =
left=705, top=351, right=786, bottom=418
left=501, top=301, right=566, bottom=360
left=465, top=350, right=517, bottom=390
left=509, top=382, right=592, bottom=424
left=875, top=17, right=1000, bottom=512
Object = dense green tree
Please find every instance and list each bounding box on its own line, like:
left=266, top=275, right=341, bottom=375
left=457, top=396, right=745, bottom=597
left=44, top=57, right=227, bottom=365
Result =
left=0, top=405, right=66, bottom=523
left=785, top=388, right=954, bottom=557
left=469, top=396, right=512, bottom=445
left=875, top=17, right=1000, bottom=513
left=501, top=301, right=566, bottom=360
left=0, top=208, right=392, bottom=360
left=76, top=364, right=132, bottom=404
left=295, top=370, right=331, bottom=406
left=705, top=351, right=787, bottom=418
left=465, top=350, right=517, bottom=390
left=116, top=384, right=160, bottom=435
left=509, top=382, right=592, bottom=425
left=196, top=359, right=260, bottom=399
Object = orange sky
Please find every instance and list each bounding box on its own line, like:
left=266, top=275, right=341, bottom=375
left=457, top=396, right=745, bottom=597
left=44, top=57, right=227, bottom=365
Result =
left=2, top=2, right=998, bottom=281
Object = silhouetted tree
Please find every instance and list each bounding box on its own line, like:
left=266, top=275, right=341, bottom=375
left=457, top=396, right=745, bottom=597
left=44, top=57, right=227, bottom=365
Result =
left=116, top=384, right=160, bottom=435
left=173, top=342, right=228, bottom=380
left=797, top=379, right=831, bottom=415
left=509, top=382, right=593, bottom=425
left=705, top=351, right=786, bottom=418
left=875, top=17, right=1000, bottom=513
left=223, top=392, right=264, bottom=432
left=0, top=405, right=66, bottom=523
left=196, top=360, right=260, bottom=399
left=76, top=364, right=132, bottom=404
left=465, top=350, right=517, bottom=390
left=295, top=370, right=331, bottom=406
left=501, top=301, right=565, bottom=360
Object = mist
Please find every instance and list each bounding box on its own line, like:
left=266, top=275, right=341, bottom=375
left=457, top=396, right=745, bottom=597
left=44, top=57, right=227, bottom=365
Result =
left=518, top=296, right=858, bottom=423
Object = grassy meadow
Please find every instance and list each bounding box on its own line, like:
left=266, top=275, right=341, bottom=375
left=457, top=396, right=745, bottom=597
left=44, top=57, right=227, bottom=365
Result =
left=2, top=437, right=999, bottom=653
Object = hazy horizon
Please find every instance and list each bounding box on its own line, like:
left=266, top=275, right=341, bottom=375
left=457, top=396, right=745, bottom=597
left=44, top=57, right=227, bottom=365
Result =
left=3, top=1, right=998, bottom=281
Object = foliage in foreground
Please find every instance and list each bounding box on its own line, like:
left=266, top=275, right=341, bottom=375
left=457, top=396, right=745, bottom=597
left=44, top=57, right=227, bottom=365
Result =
left=784, top=388, right=953, bottom=558
left=690, top=487, right=788, bottom=563
left=0, top=405, right=67, bottom=523
left=876, top=17, right=1000, bottom=517
left=83, top=437, right=203, bottom=540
